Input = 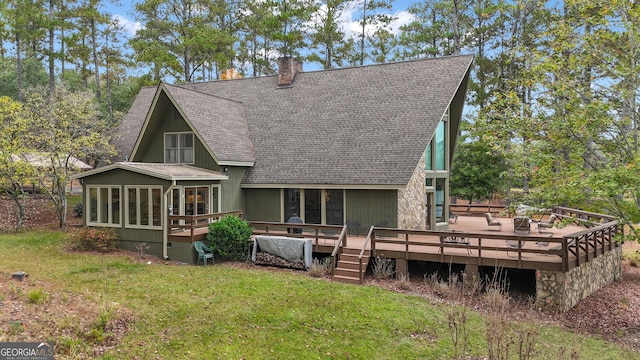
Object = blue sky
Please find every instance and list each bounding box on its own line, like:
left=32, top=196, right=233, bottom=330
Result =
left=105, top=0, right=418, bottom=40
left=102, top=0, right=418, bottom=75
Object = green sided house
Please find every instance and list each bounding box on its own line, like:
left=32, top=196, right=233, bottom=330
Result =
left=73, top=55, right=473, bottom=263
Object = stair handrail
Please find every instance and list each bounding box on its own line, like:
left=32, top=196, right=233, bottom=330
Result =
left=329, top=225, right=348, bottom=275
left=357, top=226, right=375, bottom=282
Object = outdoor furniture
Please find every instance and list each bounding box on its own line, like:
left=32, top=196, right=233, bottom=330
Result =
left=484, top=213, right=502, bottom=231
left=440, top=231, right=471, bottom=254
left=374, top=220, right=389, bottom=228
left=194, top=241, right=214, bottom=265
left=537, top=214, right=557, bottom=234
left=449, top=213, right=459, bottom=224
left=513, top=216, right=530, bottom=234
left=535, top=241, right=550, bottom=255
left=505, top=240, right=521, bottom=257
left=346, top=220, right=361, bottom=236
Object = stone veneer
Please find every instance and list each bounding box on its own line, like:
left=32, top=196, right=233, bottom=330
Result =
left=535, top=246, right=622, bottom=312
left=397, top=153, right=427, bottom=230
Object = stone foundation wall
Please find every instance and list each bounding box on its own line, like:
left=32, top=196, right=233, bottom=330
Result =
left=536, top=246, right=622, bottom=312
left=397, top=153, right=426, bottom=230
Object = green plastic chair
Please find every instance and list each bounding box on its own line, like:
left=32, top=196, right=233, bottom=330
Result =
left=194, top=241, right=214, bottom=265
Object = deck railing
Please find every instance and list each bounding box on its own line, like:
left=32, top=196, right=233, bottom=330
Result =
left=552, top=206, right=616, bottom=227
left=361, top=220, right=621, bottom=271
left=249, top=221, right=347, bottom=252
left=562, top=221, right=622, bottom=271
left=450, top=204, right=506, bottom=216
left=168, top=207, right=621, bottom=273
left=329, top=226, right=348, bottom=275
left=168, top=210, right=244, bottom=241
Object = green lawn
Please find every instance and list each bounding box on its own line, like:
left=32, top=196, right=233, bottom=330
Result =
left=0, top=230, right=636, bottom=359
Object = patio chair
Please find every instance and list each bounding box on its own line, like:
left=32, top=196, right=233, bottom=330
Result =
left=374, top=220, right=389, bottom=228
left=535, top=241, right=550, bottom=255
left=449, top=213, right=459, bottom=224
left=484, top=213, right=502, bottom=231
left=536, top=214, right=557, bottom=234
left=346, top=220, right=361, bottom=236
left=194, top=241, right=214, bottom=266
left=513, top=216, right=531, bottom=234
left=505, top=240, right=520, bottom=257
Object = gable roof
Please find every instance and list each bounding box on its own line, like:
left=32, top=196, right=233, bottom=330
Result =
left=160, top=84, right=255, bottom=164
left=72, top=162, right=228, bottom=181
left=113, top=86, right=156, bottom=161
left=117, top=55, right=473, bottom=187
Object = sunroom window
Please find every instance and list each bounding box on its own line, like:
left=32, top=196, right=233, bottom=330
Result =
left=87, top=186, right=121, bottom=227
left=125, top=186, right=162, bottom=229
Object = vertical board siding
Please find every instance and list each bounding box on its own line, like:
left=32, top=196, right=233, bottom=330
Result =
left=220, top=167, right=246, bottom=211
left=244, top=189, right=281, bottom=221
left=346, top=189, right=398, bottom=229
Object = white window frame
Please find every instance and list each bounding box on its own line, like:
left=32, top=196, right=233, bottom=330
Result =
left=164, top=132, right=194, bottom=164
left=86, top=185, right=121, bottom=227
left=125, top=186, right=163, bottom=229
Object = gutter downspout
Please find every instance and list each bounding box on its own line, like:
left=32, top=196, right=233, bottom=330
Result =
left=163, top=181, right=176, bottom=260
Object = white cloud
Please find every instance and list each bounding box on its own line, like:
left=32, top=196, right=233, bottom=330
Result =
left=388, top=10, right=415, bottom=36
left=111, top=14, right=142, bottom=37
left=338, top=2, right=415, bottom=40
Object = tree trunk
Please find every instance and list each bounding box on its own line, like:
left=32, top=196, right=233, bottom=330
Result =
left=48, top=0, right=55, bottom=97
left=91, top=17, right=101, bottom=99
left=360, top=0, right=366, bottom=66
left=8, top=185, right=26, bottom=232
left=16, top=34, right=23, bottom=101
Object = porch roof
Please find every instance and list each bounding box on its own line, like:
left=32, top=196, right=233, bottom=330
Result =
left=72, top=162, right=228, bottom=181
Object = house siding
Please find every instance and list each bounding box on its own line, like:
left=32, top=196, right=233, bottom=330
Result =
left=244, top=189, right=282, bottom=222
left=345, top=189, right=397, bottom=229
left=220, top=167, right=246, bottom=211
left=135, top=99, right=205, bottom=165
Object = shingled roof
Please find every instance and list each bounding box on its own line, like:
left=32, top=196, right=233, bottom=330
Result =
left=162, top=84, right=255, bottom=164
left=113, top=86, right=155, bottom=161
left=117, top=55, right=473, bottom=187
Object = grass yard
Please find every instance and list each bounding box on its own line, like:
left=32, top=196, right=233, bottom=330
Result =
left=0, top=230, right=638, bottom=359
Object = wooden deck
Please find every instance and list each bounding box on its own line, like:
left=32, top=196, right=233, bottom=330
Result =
left=167, top=209, right=622, bottom=275
left=249, top=214, right=621, bottom=274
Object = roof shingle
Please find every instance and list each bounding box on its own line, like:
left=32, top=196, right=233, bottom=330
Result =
left=118, top=55, right=473, bottom=186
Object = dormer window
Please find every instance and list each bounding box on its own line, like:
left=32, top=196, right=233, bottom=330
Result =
left=165, top=132, right=194, bottom=164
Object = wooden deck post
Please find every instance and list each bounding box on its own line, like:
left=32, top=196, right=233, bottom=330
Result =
left=464, top=264, right=479, bottom=282
left=396, top=258, right=408, bottom=278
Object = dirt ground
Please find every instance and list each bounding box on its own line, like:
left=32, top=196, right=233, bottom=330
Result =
left=1, top=196, right=640, bottom=353
left=0, top=195, right=82, bottom=232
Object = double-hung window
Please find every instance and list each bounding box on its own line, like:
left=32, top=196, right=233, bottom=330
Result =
left=165, top=132, right=194, bottom=164
left=125, top=186, right=162, bottom=229
left=87, top=186, right=121, bottom=227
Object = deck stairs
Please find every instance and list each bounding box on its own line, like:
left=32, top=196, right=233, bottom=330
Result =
left=332, top=247, right=371, bottom=284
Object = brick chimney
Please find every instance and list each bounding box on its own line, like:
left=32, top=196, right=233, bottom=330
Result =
left=277, top=57, right=303, bottom=87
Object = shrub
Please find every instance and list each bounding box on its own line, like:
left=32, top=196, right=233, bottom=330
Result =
left=69, top=228, right=118, bottom=252
left=372, top=256, right=395, bottom=280
left=74, top=202, right=83, bottom=218
left=397, top=273, right=411, bottom=290
left=308, top=257, right=331, bottom=277
left=207, top=215, right=253, bottom=261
